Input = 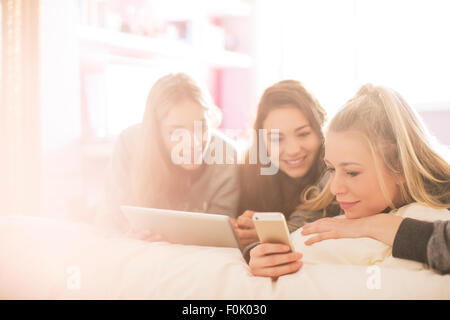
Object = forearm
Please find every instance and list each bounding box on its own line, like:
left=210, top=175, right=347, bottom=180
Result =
left=364, top=214, right=404, bottom=246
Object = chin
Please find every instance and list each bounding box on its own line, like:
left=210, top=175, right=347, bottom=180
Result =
left=281, top=165, right=310, bottom=179
left=344, top=211, right=359, bottom=219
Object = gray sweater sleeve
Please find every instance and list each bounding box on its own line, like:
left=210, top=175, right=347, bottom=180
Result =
left=207, top=163, right=240, bottom=218
left=428, top=220, right=450, bottom=274
left=392, top=218, right=450, bottom=274
left=93, top=129, right=132, bottom=234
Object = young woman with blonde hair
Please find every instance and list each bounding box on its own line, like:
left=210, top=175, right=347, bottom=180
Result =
left=95, top=73, right=240, bottom=238
left=248, top=84, right=450, bottom=277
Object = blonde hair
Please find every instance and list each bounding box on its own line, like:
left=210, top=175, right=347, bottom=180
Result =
left=131, top=73, right=221, bottom=208
left=298, top=84, right=450, bottom=213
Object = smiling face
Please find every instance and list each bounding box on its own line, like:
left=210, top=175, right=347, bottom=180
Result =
left=262, top=105, right=322, bottom=179
left=324, top=130, right=402, bottom=218
left=160, top=98, right=209, bottom=171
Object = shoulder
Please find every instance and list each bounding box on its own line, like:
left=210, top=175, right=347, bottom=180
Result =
left=118, top=123, right=141, bottom=143
left=316, top=170, right=330, bottom=189
left=209, top=129, right=238, bottom=150
left=206, top=129, right=241, bottom=164
left=394, top=202, right=450, bottom=222
left=114, top=123, right=141, bottom=153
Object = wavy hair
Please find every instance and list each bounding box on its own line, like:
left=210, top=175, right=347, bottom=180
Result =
left=239, top=80, right=328, bottom=215
left=130, top=73, right=221, bottom=208
left=298, top=84, right=450, bottom=213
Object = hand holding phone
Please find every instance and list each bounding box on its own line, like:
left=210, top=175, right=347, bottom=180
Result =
left=249, top=212, right=302, bottom=278
left=252, top=212, right=295, bottom=251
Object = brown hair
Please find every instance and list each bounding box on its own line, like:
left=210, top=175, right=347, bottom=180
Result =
left=130, top=73, right=220, bottom=209
left=239, top=80, right=327, bottom=215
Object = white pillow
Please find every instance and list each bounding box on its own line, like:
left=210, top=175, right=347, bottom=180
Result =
left=290, top=203, right=449, bottom=269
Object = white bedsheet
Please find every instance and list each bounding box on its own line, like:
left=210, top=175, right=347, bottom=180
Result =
left=0, top=203, right=449, bottom=299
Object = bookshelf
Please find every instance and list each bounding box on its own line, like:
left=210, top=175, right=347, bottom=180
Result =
left=77, top=25, right=252, bottom=69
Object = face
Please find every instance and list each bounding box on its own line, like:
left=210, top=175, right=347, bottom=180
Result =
left=262, top=105, right=322, bottom=179
left=324, top=130, right=402, bottom=218
left=160, top=99, right=209, bottom=171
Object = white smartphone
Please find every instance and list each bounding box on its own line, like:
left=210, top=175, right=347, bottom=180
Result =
left=252, top=212, right=295, bottom=251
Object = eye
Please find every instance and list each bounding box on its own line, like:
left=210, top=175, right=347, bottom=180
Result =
left=298, top=131, right=311, bottom=137
left=326, top=167, right=335, bottom=173
left=347, top=171, right=359, bottom=177
left=270, top=136, right=282, bottom=142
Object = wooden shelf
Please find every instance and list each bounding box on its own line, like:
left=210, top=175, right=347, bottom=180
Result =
left=77, top=26, right=252, bottom=69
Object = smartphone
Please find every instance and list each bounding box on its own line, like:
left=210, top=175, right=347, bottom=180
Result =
left=252, top=212, right=295, bottom=251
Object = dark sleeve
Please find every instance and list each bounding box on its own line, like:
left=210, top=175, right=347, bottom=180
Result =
left=392, top=218, right=450, bottom=274
left=243, top=242, right=260, bottom=264
left=392, top=218, right=434, bottom=264
left=287, top=209, right=325, bottom=233
left=287, top=203, right=341, bottom=233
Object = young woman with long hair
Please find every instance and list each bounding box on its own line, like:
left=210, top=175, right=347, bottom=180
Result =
left=95, top=73, right=240, bottom=237
left=248, top=84, right=450, bottom=277
left=234, top=80, right=340, bottom=248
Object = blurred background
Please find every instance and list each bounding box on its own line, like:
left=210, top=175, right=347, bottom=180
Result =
left=1, top=0, right=449, bottom=222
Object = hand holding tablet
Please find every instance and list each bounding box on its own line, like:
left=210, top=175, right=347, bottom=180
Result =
left=125, top=227, right=166, bottom=242
left=120, top=206, right=241, bottom=249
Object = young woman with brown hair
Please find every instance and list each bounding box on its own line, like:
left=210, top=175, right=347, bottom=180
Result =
left=234, top=80, right=339, bottom=248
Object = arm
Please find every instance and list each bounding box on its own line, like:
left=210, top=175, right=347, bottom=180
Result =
left=301, top=213, right=404, bottom=246
left=302, top=213, right=450, bottom=274
left=94, top=131, right=132, bottom=233
left=206, top=132, right=241, bottom=218
left=208, top=164, right=240, bottom=218
left=243, top=241, right=260, bottom=263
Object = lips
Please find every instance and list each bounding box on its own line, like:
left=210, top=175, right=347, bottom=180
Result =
left=283, top=155, right=307, bottom=169
left=338, top=201, right=360, bottom=210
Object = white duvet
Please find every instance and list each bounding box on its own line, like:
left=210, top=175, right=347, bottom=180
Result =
left=0, top=203, right=449, bottom=299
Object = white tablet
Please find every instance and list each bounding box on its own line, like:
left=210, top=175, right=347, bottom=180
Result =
left=120, top=205, right=241, bottom=249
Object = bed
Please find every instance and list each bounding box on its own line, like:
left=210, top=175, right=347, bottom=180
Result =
left=1, top=203, right=449, bottom=299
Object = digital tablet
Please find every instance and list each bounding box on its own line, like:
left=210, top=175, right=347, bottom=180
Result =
left=120, top=205, right=241, bottom=249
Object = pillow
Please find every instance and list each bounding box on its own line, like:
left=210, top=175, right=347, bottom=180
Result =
left=290, top=203, right=450, bottom=269
left=291, top=217, right=392, bottom=266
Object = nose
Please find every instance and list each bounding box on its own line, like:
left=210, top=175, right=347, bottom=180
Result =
left=329, top=171, right=347, bottom=196
left=284, top=137, right=301, bottom=156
